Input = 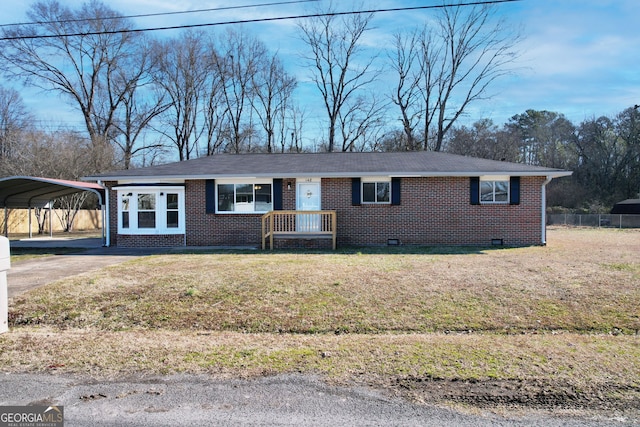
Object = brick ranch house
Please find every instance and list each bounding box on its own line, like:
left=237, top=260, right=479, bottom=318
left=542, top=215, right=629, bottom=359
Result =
left=84, top=151, right=571, bottom=249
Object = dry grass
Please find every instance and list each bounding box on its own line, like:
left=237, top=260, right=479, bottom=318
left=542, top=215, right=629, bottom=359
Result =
left=1, top=227, right=639, bottom=412
left=8, top=227, right=640, bottom=334
left=0, top=328, right=637, bottom=387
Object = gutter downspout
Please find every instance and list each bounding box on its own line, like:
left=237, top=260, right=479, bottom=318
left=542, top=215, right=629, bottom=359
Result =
left=100, top=181, right=110, bottom=247
left=541, top=176, right=553, bottom=245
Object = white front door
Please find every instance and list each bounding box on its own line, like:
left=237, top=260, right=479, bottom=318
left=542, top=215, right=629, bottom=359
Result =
left=297, top=181, right=321, bottom=232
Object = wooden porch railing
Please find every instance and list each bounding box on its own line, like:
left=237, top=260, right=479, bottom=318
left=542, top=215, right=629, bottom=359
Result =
left=261, top=210, right=337, bottom=250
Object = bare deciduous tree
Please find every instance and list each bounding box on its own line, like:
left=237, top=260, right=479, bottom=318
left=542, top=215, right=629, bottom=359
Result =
left=53, top=192, right=90, bottom=232
left=286, top=106, right=307, bottom=153
left=214, top=29, right=265, bottom=154
left=203, top=47, right=227, bottom=157
left=390, top=2, right=520, bottom=151
left=0, top=86, right=33, bottom=160
left=298, top=6, right=379, bottom=152
left=0, top=1, right=149, bottom=169
left=152, top=31, right=210, bottom=161
left=338, top=94, right=388, bottom=152
left=389, top=31, right=424, bottom=151
left=251, top=52, right=297, bottom=153
left=111, top=37, right=170, bottom=169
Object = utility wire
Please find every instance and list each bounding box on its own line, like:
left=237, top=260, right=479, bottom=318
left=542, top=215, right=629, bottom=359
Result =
left=0, top=0, right=320, bottom=28
left=0, top=0, right=522, bottom=41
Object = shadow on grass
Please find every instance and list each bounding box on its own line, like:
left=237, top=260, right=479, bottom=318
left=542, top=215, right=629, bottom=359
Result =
left=10, top=247, right=87, bottom=256
left=174, top=244, right=510, bottom=256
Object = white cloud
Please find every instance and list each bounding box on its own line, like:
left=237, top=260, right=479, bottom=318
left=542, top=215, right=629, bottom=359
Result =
left=484, top=0, right=640, bottom=124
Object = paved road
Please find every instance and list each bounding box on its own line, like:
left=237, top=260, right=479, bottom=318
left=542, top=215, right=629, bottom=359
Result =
left=0, top=373, right=629, bottom=427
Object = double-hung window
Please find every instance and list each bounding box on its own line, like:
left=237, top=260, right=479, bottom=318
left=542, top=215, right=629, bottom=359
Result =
left=137, top=193, right=156, bottom=228
left=216, top=180, right=273, bottom=213
left=480, top=176, right=509, bottom=203
left=117, top=186, right=185, bottom=234
left=362, top=178, right=390, bottom=204
left=166, top=193, right=180, bottom=228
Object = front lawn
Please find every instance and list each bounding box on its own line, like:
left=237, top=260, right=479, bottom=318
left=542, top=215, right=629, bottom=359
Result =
left=2, top=227, right=639, bottom=414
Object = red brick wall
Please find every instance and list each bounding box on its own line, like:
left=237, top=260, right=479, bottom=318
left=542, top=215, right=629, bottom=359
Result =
left=185, top=180, right=263, bottom=246
left=106, top=176, right=545, bottom=248
left=322, top=177, right=544, bottom=246
left=117, top=234, right=184, bottom=247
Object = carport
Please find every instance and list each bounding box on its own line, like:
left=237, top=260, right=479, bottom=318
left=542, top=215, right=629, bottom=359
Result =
left=0, top=176, right=106, bottom=246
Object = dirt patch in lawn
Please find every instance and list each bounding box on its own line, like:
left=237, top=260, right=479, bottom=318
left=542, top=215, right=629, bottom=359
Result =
left=390, top=377, right=640, bottom=413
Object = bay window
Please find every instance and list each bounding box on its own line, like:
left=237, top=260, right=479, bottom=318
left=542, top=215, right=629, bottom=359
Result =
left=117, top=186, right=185, bottom=234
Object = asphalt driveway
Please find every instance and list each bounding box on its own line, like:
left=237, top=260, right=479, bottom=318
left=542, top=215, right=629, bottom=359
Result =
left=7, top=239, right=168, bottom=298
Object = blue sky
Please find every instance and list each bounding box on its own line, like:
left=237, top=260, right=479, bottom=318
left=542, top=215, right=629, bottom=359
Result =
left=3, top=0, right=639, bottom=135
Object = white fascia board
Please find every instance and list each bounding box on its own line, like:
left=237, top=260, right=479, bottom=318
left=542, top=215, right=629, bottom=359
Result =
left=94, top=170, right=572, bottom=181
left=116, top=178, right=186, bottom=185
left=389, top=171, right=573, bottom=178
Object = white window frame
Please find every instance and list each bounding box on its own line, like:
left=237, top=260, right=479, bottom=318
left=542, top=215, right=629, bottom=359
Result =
left=361, top=176, right=391, bottom=204
left=215, top=178, right=273, bottom=214
left=117, top=186, right=185, bottom=234
left=480, top=175, right=510, bottom=204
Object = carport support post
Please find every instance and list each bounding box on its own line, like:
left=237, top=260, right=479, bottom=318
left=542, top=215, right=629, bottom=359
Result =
left=49, top=202, right=53, bottom=238
left=3, top=207, right=7, bottom=237
left=0, top=236, right=10, bottom=334
left=28, top=206, right=32, bottom=239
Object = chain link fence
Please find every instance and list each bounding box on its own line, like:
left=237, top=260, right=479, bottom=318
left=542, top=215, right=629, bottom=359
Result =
left=547, top=214, right=640, bottom=228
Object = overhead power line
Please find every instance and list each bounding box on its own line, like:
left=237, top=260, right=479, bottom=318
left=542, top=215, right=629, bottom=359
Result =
left=0, top=0, right=320, bottom=28
left=0, top=0, right=522, bottom=41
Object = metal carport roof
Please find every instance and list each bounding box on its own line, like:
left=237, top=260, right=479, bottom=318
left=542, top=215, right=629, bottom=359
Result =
left=0, top=176, right=106, bottom=245
left=0, top=176, right=105, bottom=208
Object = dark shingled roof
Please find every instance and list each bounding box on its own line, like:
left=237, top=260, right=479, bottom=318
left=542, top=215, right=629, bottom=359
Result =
left=85, top=151, right=571, bottom=181
left=611, top=199, right=640, bottom=214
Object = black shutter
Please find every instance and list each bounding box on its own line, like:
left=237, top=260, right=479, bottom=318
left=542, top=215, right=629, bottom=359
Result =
left=273, top=178, right=283, bottom=210
left=470, top=177, right=480, bottom=205
left=510, top=176, right=520, bottom=205
left=205, top=179, right=216, bottom=213
left=391, top=177, right=401, bottom=205
left=352, top=178, right=361, bottom=206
